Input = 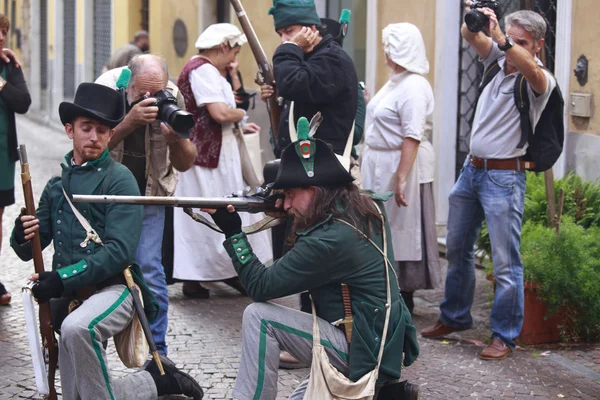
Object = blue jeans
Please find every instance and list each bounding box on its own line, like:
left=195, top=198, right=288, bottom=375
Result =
left=136, top=205, right=168, bottom=355
left=440, top=161, right=526, bottom=349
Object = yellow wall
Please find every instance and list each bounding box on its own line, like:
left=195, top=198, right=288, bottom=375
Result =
left=149, top=0, right=198, bottom=80
left=376, top=0, right=436, bottom=91
left=48, top=0, right=55, bottom=60
left=113, top=0, right=143, bottom=51
left=231, top=0, right=281, bottom=91
left=569, top=0, right=600, bottom=134
left=76, top=0, right=85, bottom=64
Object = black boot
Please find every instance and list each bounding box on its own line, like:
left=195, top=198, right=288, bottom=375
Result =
left=400, top=291, right=414, bottom=315
left=223, top=277, right=247, bottom=296
left=375, top=380, right=419, bottom=400
left=146, top=355, right=204, bottom=399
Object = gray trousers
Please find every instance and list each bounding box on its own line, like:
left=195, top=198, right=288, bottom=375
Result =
left=233, top=302, right=349, bottom=400
left=59, top=285, right=157, bottom=400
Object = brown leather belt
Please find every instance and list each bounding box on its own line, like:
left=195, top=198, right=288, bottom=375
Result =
left=469, top=156, right=535, bottom=171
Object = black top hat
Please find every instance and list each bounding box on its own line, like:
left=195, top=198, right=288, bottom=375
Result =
left=59, top=83, right=125, bottom=128
left=272, top=117, right=354, bottom=189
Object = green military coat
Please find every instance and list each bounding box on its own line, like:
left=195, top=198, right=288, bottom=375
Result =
left=11, top=149, right=158, bottom=320
left=224, top=200, right=420, bottom=382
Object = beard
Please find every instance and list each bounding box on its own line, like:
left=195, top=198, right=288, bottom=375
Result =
left=288, top=207, right=311, bottom=236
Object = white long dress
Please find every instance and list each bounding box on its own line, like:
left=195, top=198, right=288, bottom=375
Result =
left=173, top=63, right=271, bottom=281
left=361, top=71, right=434, bottom=261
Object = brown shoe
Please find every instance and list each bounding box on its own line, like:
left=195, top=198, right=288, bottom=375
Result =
left=0, top=292, right=11, bottom=305
left=479, top=338, right=511, bottom=360
left=182, top=281, right=210, bottom=299
left=421, top=319, right=470, bottom=338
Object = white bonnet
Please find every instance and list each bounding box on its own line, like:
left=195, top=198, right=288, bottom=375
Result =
left=382, top=23, right=429, bottom=75
left=195, top=23, right=248, bottom=50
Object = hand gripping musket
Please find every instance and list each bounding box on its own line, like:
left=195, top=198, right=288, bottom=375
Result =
left=230, top=0, right=282, bottom=148
left=18, top=145, right=59, bottom=400
left=71, top=186, right=285, bottom=235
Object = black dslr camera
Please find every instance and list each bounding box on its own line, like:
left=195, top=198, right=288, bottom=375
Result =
left=465, top=0, right=501, bottom=33
left=151, top=89, right=194, bottom=138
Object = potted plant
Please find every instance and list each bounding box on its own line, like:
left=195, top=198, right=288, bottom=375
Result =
left=520, top=218, right=600, bottom=343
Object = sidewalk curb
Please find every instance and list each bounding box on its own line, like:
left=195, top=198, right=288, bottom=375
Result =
left=546, top=354, right=600, bottom=383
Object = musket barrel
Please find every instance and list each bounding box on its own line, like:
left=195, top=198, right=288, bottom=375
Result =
left=72, top=194, right=261, bottom=211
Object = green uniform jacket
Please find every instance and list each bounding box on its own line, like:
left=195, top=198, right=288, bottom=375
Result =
left=224, top=201, right=420, bottom=382
left=11, top=149, right=158, bottom=321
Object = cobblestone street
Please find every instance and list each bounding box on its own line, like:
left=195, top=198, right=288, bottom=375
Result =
left=1, top=116, right=600, bottom=399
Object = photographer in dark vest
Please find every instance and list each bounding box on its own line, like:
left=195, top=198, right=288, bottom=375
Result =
left=96, top=54, right=197, bottom=360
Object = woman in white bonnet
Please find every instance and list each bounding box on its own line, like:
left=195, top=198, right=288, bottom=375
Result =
left=361, top=22, right=441, bottom=314
left=174, top=23, right=271, bottom=298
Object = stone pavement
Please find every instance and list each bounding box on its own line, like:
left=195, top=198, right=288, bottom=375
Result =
left=1, top=116, right=600, bottom=399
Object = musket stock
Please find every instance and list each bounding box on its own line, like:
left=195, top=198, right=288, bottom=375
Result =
left=19, top=145, right=58, bottom=400
left=230, top=0, right=282, bottom=146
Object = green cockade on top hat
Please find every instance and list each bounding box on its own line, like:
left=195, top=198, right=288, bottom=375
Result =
left=294, top=117, right=316, bottom=178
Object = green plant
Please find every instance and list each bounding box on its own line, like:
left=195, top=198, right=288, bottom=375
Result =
left=477, top=172, right=600, bottom=262
left=520, top=218, right=600, bottom=342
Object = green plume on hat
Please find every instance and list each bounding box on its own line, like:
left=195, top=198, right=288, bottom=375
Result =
left=294, top=117, right=316, bottom=178
left=339, top=9, right=351, bottom=25
left=297, top=117, right=310, bottom=140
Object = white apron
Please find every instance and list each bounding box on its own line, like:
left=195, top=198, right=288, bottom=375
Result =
left=361, top=72, right=432, bottom=262
left=173, top=126, right=272, bottom=281
left=361, top=147, right=421, bottom=261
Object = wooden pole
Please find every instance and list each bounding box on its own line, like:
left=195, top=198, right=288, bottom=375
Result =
left=544, top=169, right=557, bottom=228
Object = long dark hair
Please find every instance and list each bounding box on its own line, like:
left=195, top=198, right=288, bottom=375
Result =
left=289, top=184, right=382, bottom=240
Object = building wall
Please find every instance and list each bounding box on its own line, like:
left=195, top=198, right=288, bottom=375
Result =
left=568, top=0, right=599, bottom=135
left=112, top=0, right=142, bottom=51
left=148, top=0, right=198, bottom=81
left=376, top=0, right=436, bottom=91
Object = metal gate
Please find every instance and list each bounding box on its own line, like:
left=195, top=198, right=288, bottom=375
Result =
left=63, top=0, right=76, bottom=99
left=455, top=0, right=557, bottom=178
left=141, top=0, right=149, bottom=31
left=40, top=0, right=48, bottom=91
left=93, top=0, right=111, bottom=79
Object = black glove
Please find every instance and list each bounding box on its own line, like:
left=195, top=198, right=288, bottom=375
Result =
left=32, top=272, right=64, bottom=303
left=13, top=213, right=27, bottom=244
left=210, top=208, right=242, bottom=238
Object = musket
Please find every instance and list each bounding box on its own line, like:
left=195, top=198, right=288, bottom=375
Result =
left=19, top=145, right=59, bottom=400
left=71, top=190, right=284, bottom=235
left=71, top=193, right=278, bottom=213
left=122, top=267, right=165, bottom=375
left=230, top=0, right=282, bottom=148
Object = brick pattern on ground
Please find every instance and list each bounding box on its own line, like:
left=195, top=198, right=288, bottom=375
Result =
left=1, top=116, right=599, bottom=399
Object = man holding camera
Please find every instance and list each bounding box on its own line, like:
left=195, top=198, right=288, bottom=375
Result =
left=96, top=54, right=197, bottom=359
left=421, top=3, right=556, bottom=359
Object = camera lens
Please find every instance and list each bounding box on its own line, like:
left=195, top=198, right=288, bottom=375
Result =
left=465, top=10, right=489, bottom=33
left=167, top=109, right=194, bottom=139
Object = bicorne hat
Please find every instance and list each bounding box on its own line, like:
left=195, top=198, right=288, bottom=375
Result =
left=272, top=107, right=354, bottom=189
left=320, top=9, right=351, bottom=46
left=59, top=83, right=124, bottom=128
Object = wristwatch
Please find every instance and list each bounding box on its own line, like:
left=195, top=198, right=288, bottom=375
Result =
left=498, top=35, right=514, bottom=52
